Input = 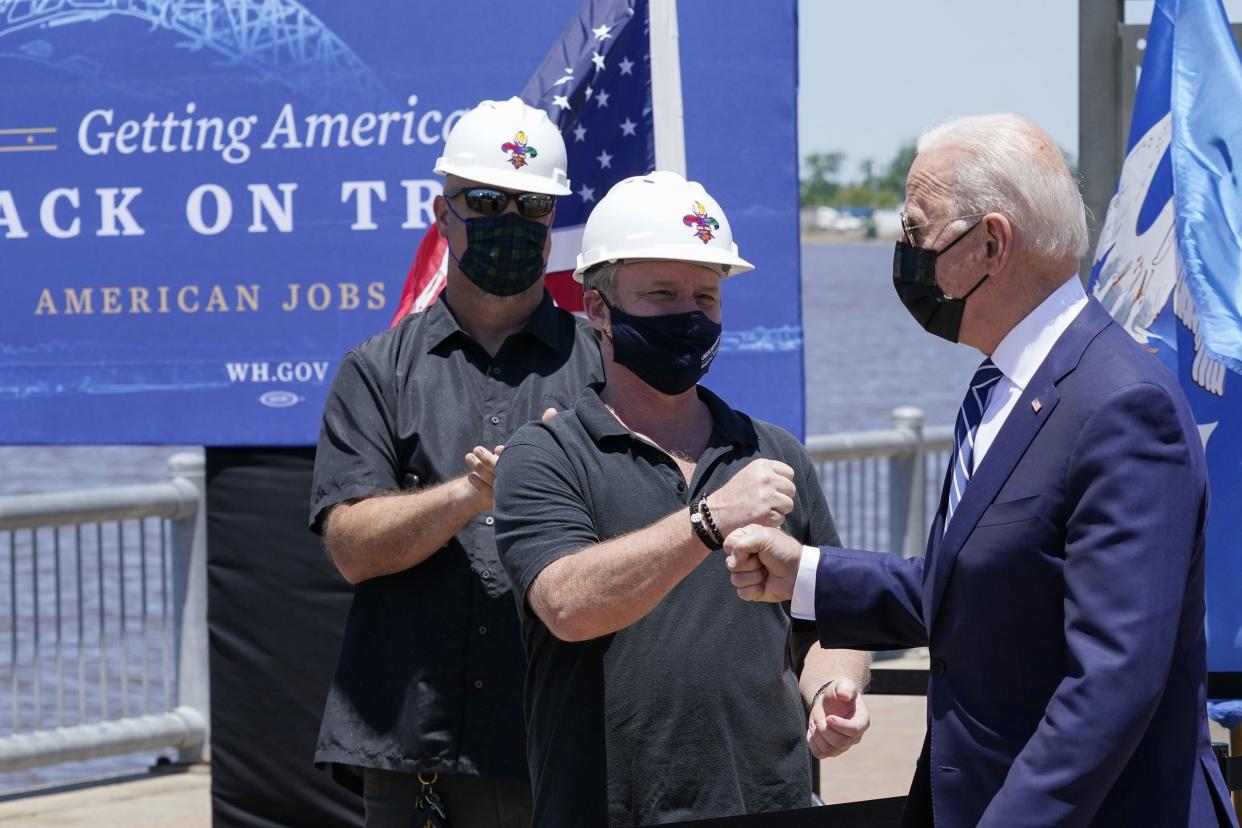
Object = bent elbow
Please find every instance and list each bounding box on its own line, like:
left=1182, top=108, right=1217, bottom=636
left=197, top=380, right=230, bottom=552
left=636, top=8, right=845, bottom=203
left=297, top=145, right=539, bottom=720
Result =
left=532, top=597, right=595, bottom=642
left=325, top=542, right=369, bottom=586
left=337, top=565, right=368, bottom=586
left=547, top=610, right=594, bottom=642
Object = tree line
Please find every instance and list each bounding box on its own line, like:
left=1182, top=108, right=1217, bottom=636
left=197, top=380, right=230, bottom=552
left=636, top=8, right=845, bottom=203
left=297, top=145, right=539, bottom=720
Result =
left=801, top=142, right=1079, bottom=210
left=800, top=143, right=916, bottom=210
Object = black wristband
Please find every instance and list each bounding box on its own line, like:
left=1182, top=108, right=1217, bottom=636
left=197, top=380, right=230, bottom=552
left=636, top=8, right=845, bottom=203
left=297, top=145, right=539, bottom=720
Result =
left=698, top=496, right=724, bottom=544
left=690, top=499, right=723, bottom=551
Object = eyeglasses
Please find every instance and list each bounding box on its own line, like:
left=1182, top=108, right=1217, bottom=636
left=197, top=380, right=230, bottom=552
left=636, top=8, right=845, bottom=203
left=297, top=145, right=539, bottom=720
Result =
left=900, top=211, right=988, bottom=247
left=444, top=187, right=556, bottom=219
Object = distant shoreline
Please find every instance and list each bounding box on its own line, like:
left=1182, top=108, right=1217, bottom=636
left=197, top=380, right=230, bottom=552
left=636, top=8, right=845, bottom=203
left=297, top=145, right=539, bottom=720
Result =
left=800, top=230, right=892, bottom=246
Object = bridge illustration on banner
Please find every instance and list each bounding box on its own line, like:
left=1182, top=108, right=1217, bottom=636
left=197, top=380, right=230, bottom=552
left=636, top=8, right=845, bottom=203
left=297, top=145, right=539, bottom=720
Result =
left=0, top=0, right=391, bottom=107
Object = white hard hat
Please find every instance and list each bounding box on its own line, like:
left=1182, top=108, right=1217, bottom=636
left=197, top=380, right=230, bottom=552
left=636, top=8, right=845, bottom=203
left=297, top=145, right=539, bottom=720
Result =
left=573, top=170, right=754, bottom=281
left=434, top=97, right=571, bottom=196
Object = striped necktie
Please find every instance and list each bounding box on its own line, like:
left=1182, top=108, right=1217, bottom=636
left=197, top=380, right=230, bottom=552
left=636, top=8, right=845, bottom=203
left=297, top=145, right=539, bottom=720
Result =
left=946, top=358, right=1004, bottom=530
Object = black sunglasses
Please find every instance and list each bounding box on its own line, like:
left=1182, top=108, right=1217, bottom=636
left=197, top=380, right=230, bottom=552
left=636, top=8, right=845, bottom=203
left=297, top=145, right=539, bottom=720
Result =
left=444, top=186, right=556, bottom=219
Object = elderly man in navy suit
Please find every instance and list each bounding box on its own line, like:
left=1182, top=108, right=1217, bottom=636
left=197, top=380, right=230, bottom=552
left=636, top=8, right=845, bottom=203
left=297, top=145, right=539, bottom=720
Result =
left=725, top=114, right=1237, bottom=828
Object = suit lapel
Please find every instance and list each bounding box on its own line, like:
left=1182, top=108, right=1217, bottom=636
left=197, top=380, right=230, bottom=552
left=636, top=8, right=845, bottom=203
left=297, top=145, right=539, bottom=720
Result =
left=925, top=299, right=1115, bottom=634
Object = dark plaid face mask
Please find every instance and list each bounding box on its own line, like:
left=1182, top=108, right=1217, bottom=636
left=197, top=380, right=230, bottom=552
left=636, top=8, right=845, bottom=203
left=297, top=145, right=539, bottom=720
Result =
left=445, top=198, right=548, bottom=296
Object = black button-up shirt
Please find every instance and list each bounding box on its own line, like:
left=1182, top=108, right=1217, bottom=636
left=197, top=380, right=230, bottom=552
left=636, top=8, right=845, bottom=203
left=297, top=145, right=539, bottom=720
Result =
left=309, top=291, right=602, bottom=786
left=493, top=384, right=840, bottom=827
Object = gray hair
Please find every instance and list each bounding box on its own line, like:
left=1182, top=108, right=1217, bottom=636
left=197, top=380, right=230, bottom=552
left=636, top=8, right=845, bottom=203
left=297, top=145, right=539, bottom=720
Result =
left=581, top=261, right=619, bottom=300
left=916, top=114, right=1088, bottom=261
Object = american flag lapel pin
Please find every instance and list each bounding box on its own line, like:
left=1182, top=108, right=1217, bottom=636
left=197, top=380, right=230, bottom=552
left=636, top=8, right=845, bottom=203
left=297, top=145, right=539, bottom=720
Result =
left=1031, top=399, right=1042, bottom=413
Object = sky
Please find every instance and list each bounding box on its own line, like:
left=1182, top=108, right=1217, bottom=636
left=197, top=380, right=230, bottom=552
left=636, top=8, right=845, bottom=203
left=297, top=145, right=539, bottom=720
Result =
left=796, top=0, right=1242, bottom=178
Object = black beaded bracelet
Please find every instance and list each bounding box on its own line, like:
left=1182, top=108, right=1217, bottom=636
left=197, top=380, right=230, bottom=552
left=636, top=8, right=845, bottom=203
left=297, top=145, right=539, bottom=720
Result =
left=698, top=495, right=724, bottom=545
left=689, top=498, right=723, bottom=551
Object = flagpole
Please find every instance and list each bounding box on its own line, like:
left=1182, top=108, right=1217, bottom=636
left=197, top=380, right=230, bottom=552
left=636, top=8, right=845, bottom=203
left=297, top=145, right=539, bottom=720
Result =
left=649, top=0, right=686, bottom=175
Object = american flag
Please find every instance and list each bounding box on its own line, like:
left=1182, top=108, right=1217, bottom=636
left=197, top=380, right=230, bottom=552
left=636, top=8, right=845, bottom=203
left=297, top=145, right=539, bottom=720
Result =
left=391, top=0, right=655, bottom=322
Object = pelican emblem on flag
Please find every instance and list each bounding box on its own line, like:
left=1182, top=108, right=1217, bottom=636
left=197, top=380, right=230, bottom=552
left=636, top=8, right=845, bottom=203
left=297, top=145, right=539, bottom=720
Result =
left=682, top=201, right=720, bottom=244
left=501, top=131, right=538, bottom=169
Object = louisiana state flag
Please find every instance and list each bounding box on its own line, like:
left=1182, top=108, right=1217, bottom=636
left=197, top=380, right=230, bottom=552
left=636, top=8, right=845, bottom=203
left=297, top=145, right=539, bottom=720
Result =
left=1089, top=0, right=1242, bottom=710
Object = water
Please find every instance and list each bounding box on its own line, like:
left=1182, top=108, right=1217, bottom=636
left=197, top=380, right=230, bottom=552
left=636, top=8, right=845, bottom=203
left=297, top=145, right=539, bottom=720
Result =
left=801, top=242, right=982, bottom=433
left=0, top=243, right=983, bottom=793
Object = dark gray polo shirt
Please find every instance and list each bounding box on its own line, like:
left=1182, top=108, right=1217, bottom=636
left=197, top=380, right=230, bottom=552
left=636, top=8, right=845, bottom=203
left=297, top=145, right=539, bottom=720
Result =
left=493, top=383, right=840, bottom=827
left=309, top=291, right=603, bottom=787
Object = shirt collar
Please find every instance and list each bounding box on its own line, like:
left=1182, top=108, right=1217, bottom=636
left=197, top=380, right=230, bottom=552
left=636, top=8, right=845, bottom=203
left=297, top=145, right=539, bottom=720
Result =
left=577, top=382, right=757, bottom=449
left=989, top=275, right=1089, bottom=391
left=425, top=289, right=563, bottom=354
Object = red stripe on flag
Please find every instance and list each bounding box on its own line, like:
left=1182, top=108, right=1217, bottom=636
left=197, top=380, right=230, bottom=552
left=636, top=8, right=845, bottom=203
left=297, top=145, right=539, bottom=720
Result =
left=390, top=225, right=448, bottom=327
left=546, top=270, right=584, bottom=312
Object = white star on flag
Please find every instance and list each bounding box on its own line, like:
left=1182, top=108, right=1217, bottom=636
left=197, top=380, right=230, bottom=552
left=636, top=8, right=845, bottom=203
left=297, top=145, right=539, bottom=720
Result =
left=408, top=0, right=656, bottom=319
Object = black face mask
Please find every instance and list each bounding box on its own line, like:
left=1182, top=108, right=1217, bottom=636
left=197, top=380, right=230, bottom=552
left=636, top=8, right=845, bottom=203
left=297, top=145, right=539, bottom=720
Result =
left=603, top=298, right=723, bottom=395
left=446, top=198, right=548, bottom=296
left=893, top=220, right=989, bottom=343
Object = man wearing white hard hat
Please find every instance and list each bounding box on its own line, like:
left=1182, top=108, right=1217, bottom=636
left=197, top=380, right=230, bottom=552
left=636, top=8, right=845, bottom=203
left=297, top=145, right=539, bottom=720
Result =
left=493, top=171, right=871, bottom=826
left=309, top=97, right=602, bottom=827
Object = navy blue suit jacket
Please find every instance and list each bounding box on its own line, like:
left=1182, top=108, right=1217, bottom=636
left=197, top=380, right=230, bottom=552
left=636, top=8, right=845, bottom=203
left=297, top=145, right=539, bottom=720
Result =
left=814, top=300, right=1237, bottom=827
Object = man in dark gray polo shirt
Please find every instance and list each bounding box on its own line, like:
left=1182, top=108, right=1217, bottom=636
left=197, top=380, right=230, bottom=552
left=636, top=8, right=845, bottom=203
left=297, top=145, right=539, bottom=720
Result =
left=493, top=171, right=871, bottom=827
left=309, top=98, right=602, bottom=828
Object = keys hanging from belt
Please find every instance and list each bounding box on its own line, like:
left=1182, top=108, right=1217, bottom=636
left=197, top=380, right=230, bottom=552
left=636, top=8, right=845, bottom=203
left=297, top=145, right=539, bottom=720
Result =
left=412, top=773, right=449, bottom=828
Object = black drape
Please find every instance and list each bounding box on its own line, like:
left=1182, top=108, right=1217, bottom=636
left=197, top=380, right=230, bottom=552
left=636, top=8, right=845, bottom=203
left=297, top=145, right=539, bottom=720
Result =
left=206, top=447, right=363, bottom=828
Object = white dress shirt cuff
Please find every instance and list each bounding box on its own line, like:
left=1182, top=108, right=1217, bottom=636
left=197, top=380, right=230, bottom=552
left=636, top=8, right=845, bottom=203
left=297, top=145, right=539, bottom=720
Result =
left=791, top=545, right=819, bottom=620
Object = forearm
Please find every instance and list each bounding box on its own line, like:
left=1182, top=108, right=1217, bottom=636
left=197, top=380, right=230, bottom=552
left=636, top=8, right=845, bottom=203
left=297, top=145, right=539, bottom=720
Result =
left=530, top=508, right=712, bottom=641
left=814, top=548, right=928, bottom=650
left=799, top=644, right=871, bottom=704
left=324, top=476, right=482, bottom=584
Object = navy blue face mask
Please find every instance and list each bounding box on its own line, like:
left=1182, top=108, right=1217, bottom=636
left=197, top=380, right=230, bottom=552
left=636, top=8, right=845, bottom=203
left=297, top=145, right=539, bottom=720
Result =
left=893, top=220, right=989, bottom=343
left=602, top=297, right=723, bottom=395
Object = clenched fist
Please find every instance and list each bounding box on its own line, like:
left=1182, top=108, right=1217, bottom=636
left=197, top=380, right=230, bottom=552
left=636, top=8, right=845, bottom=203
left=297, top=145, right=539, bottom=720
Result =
left=704, top=459, right=796, bottom=536
left=724, top=524, right=803, bottom=602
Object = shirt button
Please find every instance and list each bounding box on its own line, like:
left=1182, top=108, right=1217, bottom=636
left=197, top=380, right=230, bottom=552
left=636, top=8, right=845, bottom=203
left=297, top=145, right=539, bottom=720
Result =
left=478, top=626, right=488, bottom=635
left=474, top=680, right=484, bottom=689
left=481, top=569, right=493, bottom=580
left=484, top=516, right=494, bottom=526
left=931, top=657, right=947, bottom=676
left=489, top=415, right=500, bottom=425
left=675, top=481, right=686, bottom=493
left=490, top=366, right=501, bottom=376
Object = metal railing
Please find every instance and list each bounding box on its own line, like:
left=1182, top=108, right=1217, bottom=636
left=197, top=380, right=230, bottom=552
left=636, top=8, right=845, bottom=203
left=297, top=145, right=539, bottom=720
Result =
left=0, top=453, right=208, bottom=774
left=807, top=406, right=953, bottom=557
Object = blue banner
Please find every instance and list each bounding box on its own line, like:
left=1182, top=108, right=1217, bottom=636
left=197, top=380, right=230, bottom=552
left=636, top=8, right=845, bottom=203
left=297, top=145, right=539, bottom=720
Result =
left=0, top=0, right=804, bottom=444
left=1089, top=0, right=1242, bottom=675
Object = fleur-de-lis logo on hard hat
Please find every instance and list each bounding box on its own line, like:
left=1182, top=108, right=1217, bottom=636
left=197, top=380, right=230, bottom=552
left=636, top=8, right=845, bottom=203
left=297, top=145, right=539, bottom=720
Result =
left=682, top=201, right=720, bottom=244
left=501, top=131, right=539, bottom=169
